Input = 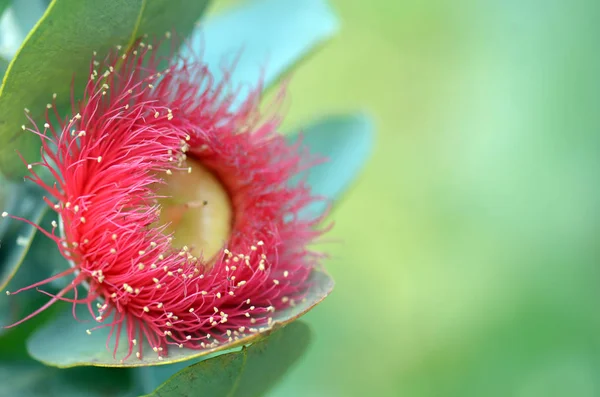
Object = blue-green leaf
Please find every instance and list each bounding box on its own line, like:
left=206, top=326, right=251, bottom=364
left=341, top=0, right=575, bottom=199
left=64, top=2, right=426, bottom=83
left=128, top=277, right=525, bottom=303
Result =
left=231, top=321, right=312, bottom=397
left=142, top=350, right=245, bottom=397
left=26, top=270, right=332, bottom=368
left=0, top=8, right=23, bottom=61
left=0, top=1, right=47, bottom=63
left=193, top=0, right=339, bottom=90
left=11, top=0, right=48, bottom=38
left=0, top=0, right=212, bottom=180
left=287, top=113, right=374, bottom=218
left=132, top=351, right=226, bottom=395
left=142, top=321, right=312, bottom=397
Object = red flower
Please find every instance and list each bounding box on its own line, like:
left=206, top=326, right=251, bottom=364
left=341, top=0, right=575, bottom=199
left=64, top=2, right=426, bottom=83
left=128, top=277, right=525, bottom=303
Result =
left=5, top=42, right=326, bottom=360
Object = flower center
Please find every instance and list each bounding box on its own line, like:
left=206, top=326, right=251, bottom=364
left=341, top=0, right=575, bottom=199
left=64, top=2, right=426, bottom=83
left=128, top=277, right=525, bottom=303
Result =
left=155, top=157, right=232, bottom=262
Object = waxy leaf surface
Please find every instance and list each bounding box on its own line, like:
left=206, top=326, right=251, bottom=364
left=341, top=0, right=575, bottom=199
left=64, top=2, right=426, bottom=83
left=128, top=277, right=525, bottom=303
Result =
left=191, top=0, right=339, bottom=95
left=287, top=113, right=375, bottom=218
left=0, top=0, right=210, bottom=179
left=143, top=321, right=312, bottom=397
left=26, top=270, right=332, bottom=367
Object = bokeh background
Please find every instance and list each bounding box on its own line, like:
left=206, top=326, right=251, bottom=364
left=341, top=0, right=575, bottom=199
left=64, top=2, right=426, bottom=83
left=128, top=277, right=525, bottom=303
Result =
left=1, top=0, right=598, bottom=396
left=211, top=0, right=599, bottom=396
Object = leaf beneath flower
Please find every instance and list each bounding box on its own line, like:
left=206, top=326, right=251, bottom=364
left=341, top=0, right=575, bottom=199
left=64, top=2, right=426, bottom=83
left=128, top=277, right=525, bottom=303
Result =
left=287, top=113, right=375, bottom=218
left=141, top=321, right=312, bottom=397
left=26, top=269, right=333, bottom=367
left=143, top=350, right=246, bottom=397
left=0, top=0, right=211, bottom=180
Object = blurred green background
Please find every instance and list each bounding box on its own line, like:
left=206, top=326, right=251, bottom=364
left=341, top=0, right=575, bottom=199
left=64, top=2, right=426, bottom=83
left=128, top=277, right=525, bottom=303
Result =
left=211, top=0, right=599, bottom=396
left=1, top=0, right=598, bottom=395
